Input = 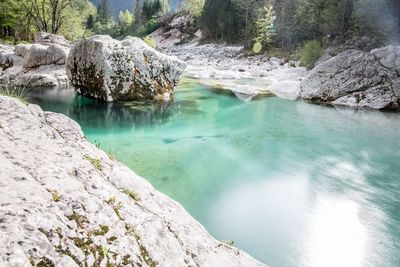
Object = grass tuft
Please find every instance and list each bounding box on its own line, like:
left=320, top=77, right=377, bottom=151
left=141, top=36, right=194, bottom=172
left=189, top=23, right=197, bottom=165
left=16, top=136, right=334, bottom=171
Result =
left=0, top=84, right=29, bottom=104
left=221, top=240, right=235, bottom=246
left=84, top=156, right=103, bottom=171
left=122, top=188, right=141, bottom=202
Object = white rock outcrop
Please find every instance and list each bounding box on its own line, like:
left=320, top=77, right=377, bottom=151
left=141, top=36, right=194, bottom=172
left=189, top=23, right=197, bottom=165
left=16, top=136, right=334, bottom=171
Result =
left=300, top=45, right=400, bottom=110
left=0, top=96, right=265, bottom=267
left=163, top=42, right=307, bottom=101
left=0, top=32, right=70, bottom=88
left=66, top=35, right=186, bottom=102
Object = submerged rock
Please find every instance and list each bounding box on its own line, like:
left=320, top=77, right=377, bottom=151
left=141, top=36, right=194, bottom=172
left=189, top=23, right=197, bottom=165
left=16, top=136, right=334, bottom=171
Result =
left=0, top=95, right=266, bottom=267
left=300, top=45, right=400, bottom=110
left=66, top=35, right=186, bottom=102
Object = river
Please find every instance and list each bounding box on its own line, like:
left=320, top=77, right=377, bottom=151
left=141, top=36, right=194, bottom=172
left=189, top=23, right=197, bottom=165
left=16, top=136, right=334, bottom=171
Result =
left=29, top=79, right=400, bottom=267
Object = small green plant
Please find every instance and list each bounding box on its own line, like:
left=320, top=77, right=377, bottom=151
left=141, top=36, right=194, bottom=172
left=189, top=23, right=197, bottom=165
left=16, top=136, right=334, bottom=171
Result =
left=46, top=188, right=61, bottom=202
left=99, top=245, right=109, bottom=258
left=94, top=140, right=101, bottom=148
left=84, top=156, right=103, bottom=171
left=0, top=85, right=29, bottom=104
left=299, top=40, right=324, bottom=69
left=122, top=188, right=141, bottom=201
left=221, top=240, right=235, bottom=246
left=93, top=225, right=109, bottom=236
left=105, top=147, right=116, bottom=160
left=67, top=212, right=89, bottom=228
left=107, top=236, right=118, bottom=243
left=143, top=36, right=156, bottom=49
left=36, top=256, right=55, bottom=267
left=106, top=196, right=123, bottom=219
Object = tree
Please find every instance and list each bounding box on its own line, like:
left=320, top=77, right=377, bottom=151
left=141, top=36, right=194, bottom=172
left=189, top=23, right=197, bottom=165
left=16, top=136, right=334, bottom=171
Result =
left=143, top=0, right=163, bottom=19
left=86, top=14, right=95, bottom=29
left=183, top=0, right=205, bottom=17
left=59, top=0, right=96, bottom=40
left=352, top=0, right=398, bottom=43
left=254, top=3, right=276, bottom=48
left=0, top=0, right=30, bottom=40
left=97, top=0, right=112, bottom=25
left=134, top=0, right=144, bottom=26
left=232, top=0, right=257, bottom=46
left=118, top=9, right=135, bottom=34
left=18, top=0, right=74, bottom=34
left=160, top=0, right=170, bottom=15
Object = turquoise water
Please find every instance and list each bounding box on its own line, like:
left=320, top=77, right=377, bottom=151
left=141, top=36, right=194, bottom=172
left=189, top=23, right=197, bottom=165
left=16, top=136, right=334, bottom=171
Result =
left=30, top=82, right=400, bottom=267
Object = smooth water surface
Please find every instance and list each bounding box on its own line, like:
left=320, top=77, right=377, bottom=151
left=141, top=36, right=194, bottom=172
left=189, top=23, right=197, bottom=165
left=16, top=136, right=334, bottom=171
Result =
left=29, top=82, right=400, bottom=267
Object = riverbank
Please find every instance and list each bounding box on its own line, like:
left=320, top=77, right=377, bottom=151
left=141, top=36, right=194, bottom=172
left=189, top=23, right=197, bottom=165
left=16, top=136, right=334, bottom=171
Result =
left=160, top=41, right=308, bottom=101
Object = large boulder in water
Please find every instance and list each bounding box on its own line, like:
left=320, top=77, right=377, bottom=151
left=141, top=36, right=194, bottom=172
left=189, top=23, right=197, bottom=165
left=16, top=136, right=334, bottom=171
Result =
left=66, top=35, right=186, bottom=102
left=300, top=45, right=400, bottom=110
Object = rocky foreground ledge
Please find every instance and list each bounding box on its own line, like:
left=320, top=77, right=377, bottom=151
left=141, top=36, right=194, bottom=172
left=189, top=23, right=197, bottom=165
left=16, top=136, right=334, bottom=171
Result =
left=0, top=96, right=265, bottom=267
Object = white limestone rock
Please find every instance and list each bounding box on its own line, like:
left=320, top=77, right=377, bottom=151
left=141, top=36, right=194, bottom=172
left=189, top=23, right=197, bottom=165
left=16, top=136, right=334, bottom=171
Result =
left=23, top=44, right=69, bottom=69
left=0, top=34, right=70, bottom=88
left=300, top=45, right=400, bottom=110
left=66, top=35, right=186, bottom=102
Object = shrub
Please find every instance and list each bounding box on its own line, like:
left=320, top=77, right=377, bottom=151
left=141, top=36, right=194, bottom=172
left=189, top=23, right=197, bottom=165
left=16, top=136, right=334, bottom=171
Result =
left=143, top=36, right=156, bottom=48
left=299, top=40, right=323, bottom=69
left=144, top=18, right=160, bottom=34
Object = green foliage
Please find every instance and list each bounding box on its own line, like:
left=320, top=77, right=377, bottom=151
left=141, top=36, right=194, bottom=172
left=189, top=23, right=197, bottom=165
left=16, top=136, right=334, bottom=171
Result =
left=352, top=0, right=399, bottom=43
left=254, top=3, right=276, bottom=49
left=47, top=189, right=61, bottom=202
left=182, top=0, right=205, bottom=17
left=122, top=188, right=141, bottom=201
left=36, top=257, right=55, bottom=267
left=97, top=0, right=112, bottom=25
left=221, top=240, right=235, bottom=246
left=0, top=0, right=96, bottom=41
left=143, top=0, right=162, bottom=19
left=144, top=18, right=160, bottom=34
left=93, top=225, right=110, bottom=236
left=59, top=0, right=97, bottom=41
left=299, top=40, right=323, bottom=69
left=118, top=9, right=135, bottom=34
left=143, top=36, right=156, bottom=48
left=84, top=156, right=103, bottom=171
left=106, top=196, right=123, bottom=218
left=0, top=85, right=29, bottom=104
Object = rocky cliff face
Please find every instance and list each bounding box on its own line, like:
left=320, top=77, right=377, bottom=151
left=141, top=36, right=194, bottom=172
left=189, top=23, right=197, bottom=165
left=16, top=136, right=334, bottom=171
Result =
left=0, top=96, right=265, bottom=267
left=300, top=45, right=400, bottom=110
left=66, top=35, right=186, bottom=102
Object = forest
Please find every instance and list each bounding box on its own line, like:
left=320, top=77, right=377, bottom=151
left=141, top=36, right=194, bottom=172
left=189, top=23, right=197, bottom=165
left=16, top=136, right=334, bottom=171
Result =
left=1, top=0, right=400, bottom=59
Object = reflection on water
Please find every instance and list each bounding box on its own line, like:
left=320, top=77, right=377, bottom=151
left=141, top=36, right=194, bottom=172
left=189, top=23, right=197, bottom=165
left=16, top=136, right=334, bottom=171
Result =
left=28, top=87, right=185, bottom=130
left=308, top=197, right=366, bottom=267
left=28, top=85, right=400, bottom=267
